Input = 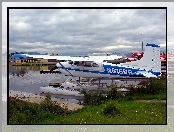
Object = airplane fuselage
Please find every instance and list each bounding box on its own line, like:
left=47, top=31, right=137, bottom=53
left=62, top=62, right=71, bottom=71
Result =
left=56, top=61, right=160, bottom=78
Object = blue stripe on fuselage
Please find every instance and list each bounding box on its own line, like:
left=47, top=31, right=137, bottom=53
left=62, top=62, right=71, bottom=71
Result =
left=146, top=43, right=160, bottom=47
left=57, top=64, right=161, bottom=77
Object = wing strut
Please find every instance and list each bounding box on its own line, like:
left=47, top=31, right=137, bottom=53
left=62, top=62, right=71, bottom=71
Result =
left=58, top=62, right=83, bottom=88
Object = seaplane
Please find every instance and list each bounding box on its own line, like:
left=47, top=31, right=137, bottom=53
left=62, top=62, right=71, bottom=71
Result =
left=38, top=43, right=162, bottom=96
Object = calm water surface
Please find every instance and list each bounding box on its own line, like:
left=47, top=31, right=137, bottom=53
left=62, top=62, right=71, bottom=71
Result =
left=9, top=66, right=83, bottom=103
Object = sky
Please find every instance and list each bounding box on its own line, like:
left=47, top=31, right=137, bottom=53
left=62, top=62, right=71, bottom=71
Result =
left=2, top=2, right=174, bottom=56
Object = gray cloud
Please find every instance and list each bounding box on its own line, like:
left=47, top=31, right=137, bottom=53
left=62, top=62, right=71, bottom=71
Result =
left=2, top=3, right=170, bottom=55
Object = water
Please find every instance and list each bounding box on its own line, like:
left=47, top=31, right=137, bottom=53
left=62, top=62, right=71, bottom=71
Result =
left=8, top=66, right=84, bottom=103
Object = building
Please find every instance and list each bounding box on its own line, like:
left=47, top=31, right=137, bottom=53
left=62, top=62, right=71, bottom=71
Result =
left=15, top=58, right=39, bottom=63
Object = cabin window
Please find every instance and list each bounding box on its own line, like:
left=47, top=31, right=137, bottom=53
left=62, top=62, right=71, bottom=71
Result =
left=68, top=61, right=73, bottom=64
left=74, top=61, right=80, bottom=65
left=106, top=59, right=126, bottom=64
left=84, top=62, right=93, bottom=67
left=92, top=63, right=99, bottom=67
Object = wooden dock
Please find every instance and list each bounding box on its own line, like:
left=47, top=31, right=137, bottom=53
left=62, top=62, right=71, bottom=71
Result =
left=40, top=70, right=61, bottom=74
left=49, top=82, right=63, bottom=87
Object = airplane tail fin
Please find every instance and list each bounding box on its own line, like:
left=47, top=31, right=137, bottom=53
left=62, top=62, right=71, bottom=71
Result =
left=123, top=43, right=161, bottom=76
left=139, top=43, right=161, bottom=72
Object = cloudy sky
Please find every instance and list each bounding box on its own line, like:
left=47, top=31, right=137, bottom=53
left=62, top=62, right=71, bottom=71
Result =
left=2, top=2, right=173, bottom=56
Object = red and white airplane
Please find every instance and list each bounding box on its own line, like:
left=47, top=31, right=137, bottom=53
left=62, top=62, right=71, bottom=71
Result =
left=126, top=51, right=166, bottom=62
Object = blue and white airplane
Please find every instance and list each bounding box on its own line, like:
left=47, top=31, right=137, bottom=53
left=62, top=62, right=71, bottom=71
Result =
left=56, top=43, right=161, bottom=78
left=39, top=43, right=161, bottom=94
left=14, top=43, right=161, bottom=79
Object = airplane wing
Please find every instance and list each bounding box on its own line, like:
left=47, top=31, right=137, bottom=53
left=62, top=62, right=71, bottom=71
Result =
left=64, top=57, right=99, bottom=62
left=24, top=54, right=123, bottom=62
left=24, top=54, right=72, bottom=60
left=89, top=55, right=123, bottom=61
left=24, top=54, right=104, bottom=62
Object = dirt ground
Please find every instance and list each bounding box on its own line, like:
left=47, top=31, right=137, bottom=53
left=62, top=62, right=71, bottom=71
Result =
left=21, top=95, right=83, bottom=110
left=9, top=90, right=83, bottom=110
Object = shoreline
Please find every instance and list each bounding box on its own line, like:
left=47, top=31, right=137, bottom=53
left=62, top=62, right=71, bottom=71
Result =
left=9, top=90, right=83, bottom=111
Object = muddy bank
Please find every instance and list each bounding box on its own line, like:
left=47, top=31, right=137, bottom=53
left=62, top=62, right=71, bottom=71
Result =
left=9, top=90, right=83, bottom=111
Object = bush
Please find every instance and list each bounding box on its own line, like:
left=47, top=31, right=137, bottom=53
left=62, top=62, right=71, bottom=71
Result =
left=83, top=91, right=107, bottom=106
left=107, top=86, right=125, bottom=100
left=9, top=93, right=72, bottom=124
left=144, top=77, right=166, bottom=94
left=39, top=93, right=70, bottom=115
left=127, top=77, right=166, bottom=95
left=83, top=85, right=126, bottom=106
left=103, top=101, right=121, bottom=117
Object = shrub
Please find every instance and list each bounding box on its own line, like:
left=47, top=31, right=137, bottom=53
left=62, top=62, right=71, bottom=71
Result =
left=9, top=93, right=72, bottom=124
left=103, top=101, right=121, bottom=117
left=107, top=85, right=125, bottom=100
left=83, top=91, right=107, bottom=106
left=127, top=77, right=166, bottom=95
left=144, top=77, right=166, bottom=94
left=39, top=93, right=71, bottom=115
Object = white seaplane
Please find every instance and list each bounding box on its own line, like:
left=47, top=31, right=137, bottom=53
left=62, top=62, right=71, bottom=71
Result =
left=23, top=43, right=162, bottom=95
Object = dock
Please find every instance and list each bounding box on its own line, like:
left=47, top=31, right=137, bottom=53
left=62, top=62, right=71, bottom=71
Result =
left=40, top=70, right=61, bottom=74
left=49, top=82, right=63, bottom=87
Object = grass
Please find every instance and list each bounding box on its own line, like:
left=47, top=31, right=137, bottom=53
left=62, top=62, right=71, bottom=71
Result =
left=126, top=91, right=166, bottom=101
left=36, top=100, right=166, bottom=124
left=9, top=95, right=166, bottom=124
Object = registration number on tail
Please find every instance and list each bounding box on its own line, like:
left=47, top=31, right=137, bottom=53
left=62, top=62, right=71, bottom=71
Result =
left=107, top=68, right=133, bottom=75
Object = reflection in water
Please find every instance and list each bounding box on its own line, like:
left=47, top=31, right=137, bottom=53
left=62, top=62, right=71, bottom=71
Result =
left=9, top=66, right=56, bottom=77
left=9, top=66, right=82, bottom=103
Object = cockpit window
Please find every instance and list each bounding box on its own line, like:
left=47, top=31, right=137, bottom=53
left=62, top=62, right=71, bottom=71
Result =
left=104, top=58, right=127, bottom=64
left=92, top=63, right=99, bottom=67
left=69, top=61, right=99, bottom=67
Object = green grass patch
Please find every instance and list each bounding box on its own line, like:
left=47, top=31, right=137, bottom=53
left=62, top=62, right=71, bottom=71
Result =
left=40, top=100, right=166, bottom=124
left=9, top=96, right=166, bottom=124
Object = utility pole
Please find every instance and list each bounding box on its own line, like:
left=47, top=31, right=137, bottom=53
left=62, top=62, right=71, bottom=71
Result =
left=141, top=33, right=143, bottom=51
